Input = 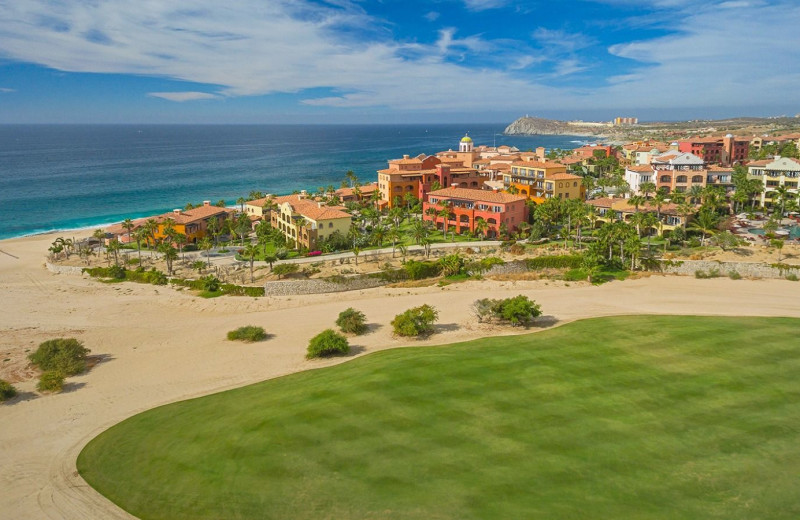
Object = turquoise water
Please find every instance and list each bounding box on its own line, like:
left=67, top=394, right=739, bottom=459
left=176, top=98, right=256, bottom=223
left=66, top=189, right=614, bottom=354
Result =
left=748, top=227, right=800, bottom=239
left=0, top=124, right=586, bottom=239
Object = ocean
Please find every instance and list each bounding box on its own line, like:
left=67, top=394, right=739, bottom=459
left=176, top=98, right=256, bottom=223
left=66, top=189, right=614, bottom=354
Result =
left=0, top=124, right=587, bottom=240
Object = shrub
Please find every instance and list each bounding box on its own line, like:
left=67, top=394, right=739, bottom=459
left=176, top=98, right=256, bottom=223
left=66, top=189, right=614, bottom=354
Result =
left=525, top=255, right=583, bottom=270
left=202, top=275, right=221, bottom=292
left=336, top=308, right=368, bottom=335
left=728, top=270, right=742, bottom=280
left=510, top=244, right=525, bottom=255
left=227, top=326, right=268, bottom=342
left=37, top=371, right=65, bottom=393
left=28, top=338, right=90, bottom=376
left=404, top=260, right=440, bottom=280
left=0, top=379, right=17, bottom=402
left=472, top=295, right=542, bottom=326
left=695, top=268, right=721, bottom=279
left=307, top=329, right=350, bottom=358
left=108, top=264, right=126, bottom=279
left=438, top=254, right=465, bottom=277
left=787, top=273, right=799, bottom=282
left=273, top=263, right=299, bottom=279
left=391, top=304, right=439, bottom=337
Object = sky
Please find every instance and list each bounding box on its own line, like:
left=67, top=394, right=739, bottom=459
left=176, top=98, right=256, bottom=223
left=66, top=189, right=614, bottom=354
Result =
left=0, top=0, right=798, bottom=124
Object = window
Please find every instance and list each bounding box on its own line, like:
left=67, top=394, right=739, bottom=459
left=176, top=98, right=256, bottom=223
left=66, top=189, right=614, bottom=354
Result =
left=328, top=222, right=333, bottom=228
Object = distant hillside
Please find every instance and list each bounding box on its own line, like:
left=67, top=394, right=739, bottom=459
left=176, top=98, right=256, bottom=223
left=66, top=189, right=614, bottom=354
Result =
left=504, top=117, right=610, bottom=137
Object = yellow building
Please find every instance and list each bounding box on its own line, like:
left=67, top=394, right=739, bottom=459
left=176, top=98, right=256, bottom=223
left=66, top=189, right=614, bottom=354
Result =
left=268, top=194, right=352, bottom=250
left=152, top=202, right=235, bottom=244
left=504, top=161, right=585, bottom=202
left=747, top=156, right=800, bottom=207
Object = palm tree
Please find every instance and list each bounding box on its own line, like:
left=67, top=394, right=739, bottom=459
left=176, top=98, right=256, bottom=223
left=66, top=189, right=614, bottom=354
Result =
left=242, top=243, right=259, bottom=283
left=386, top=226, right=402, bottom=257
left=474, top=218, right=489, bottom=239
left=688, top=185, right=704, bottom=205
left=198, top=237, right=213, bottom=267
left=107, top=238, right=122, bottom=266
left=122, top=218, right=135, bottom=245
left=641, top=211, right=659, bottom=247
left=353, top=246, right=361, bottom=266
left=649, top=189, right=668, bottom=222
left=158, top=243, right=178, bottom=275
left=689, top=208, right=719, bottom=248
left=143, top=219, right=158, bottom=256
left=237, top=197, right=246, bottom=213
left=771, top=238, right=785, bottom=262
left=640, top=182, right=657, bottom=199
left=133, top=228, right=147, bottom=263
left=410, top=219, right=428, bottom=245
left=371, top=224, right=388, bottom=247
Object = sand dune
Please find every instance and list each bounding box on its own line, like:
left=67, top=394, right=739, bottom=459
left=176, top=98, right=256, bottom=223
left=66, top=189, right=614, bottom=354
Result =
left=1, top=230, right=799, bottom=519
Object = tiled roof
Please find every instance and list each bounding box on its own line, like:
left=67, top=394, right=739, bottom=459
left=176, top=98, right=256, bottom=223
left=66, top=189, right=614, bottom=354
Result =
left=427, top=187, right=526, bottom=204
left=335, top=183, right=379, bottom=198
left=548, top=172, right=582, bottom=181
left=510, top=160, right=566, bottom=169
left=627, top=165, right=654, bottom=172
left=274, top=195, right=351, bottom=221
left=155, top=205, right=234, bottom=225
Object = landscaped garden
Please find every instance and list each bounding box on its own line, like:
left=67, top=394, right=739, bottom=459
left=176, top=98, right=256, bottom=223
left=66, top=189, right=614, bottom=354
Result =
left=78, top=316, right=800, bottom=519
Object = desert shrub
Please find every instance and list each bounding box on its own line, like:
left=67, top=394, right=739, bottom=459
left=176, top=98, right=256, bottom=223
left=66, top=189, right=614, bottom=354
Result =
left=336, top=308, right=368, bottom=335
left=273, top=263, right=299, bottom=279
left=28, top=338, right=90, bottom=376
left=404, top=260, right=440, bottom=280
left=695, top=268, right=721, bottom=279
left=472, top=295, right=542, bottom=326
left=227, top=326, right=267, bottom=342
left=687, top=237, right=702, bottom=248
left=126, top=257, right=140, bottom=265
left=37, top=371, right=65, bottom=393
left=510, top=244, right=525, bottom=255
left=191, top=260, right=206, bottom=273
left=275, top=248, right=289, bottom=260
left=201, top=275, right=221, bottom=292
left=306, top=329, right=350, bottom=358
left=438, top=254, right=466, bottom=277
left=786, top=273, right=799, bottom=282
left=525, top=255, right=583, bottom=270
left=391, top=304, right=439, bottom=337
left=728, top=270, right=742, bottom=280
left=108, top=264, right=126, bottom=279
left=183, top=244, right=198, bottom=252
left=0, top=379, right=17, bottom=402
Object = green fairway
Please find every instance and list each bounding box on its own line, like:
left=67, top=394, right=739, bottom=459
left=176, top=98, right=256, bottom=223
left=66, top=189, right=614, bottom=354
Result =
left=78, top=316, right=800, bottom=520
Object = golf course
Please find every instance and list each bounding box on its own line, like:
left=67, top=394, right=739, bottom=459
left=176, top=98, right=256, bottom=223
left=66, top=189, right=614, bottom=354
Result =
left=77, top=315, right=800, bottom=519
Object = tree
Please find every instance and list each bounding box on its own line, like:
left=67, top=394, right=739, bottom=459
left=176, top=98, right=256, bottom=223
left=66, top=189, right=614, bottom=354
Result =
left=198, top=237, right=213, bottom=267
left=640, top=182, right=656, bottom=199
left=158, top=243, right=178, bottom=276
left=206, top=216, right=221, bottom=247
left=689, top=208, right=720, bottom=248
left=307, top=329, right=350, bottom=358
left=473, top=295, right=542, bottom=327
left=391, top=304, right=439, bottom=337
left=336, top=308, right=368, bottom=335
left=438, top=253, right=465, bottom=277
left=122, top=218, right=135, bottom=245
left=28, top=338, right=90, bottom=376
left=387, top=226, right=402, bottom=258
left=273, top=263, right=299, bottom=279
left=237, top=196, right=246, bottom=213
left=771, top=238, right=785, bottom=262
left=242, top=243, right=259, bottom=283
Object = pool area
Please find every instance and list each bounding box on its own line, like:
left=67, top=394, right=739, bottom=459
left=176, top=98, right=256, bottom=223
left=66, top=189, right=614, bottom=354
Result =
left=748, top=226, right=800, bottom=239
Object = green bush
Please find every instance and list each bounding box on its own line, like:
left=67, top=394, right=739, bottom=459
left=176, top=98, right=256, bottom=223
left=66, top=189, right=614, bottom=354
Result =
left=472, top=295, right=542, bottom=326
left=306, top=329, right=350, bottom=359
left=108, top=264, right=126, bottom=279
left=728, top=271, right=742, bottom=280
left=525, top=255, right=583, bottom=270
left=273, top=263, right=299, bottom=279
left=404, top=260, right=440, bottom=280
left=227, top=326, right=268, bottom=342
left=0, top=379, right=17, bottom=402
left=336, top=308, right=368, bottom=335
left=28, top=338, right=90, bottom=376
left=695, top=268, right=721, bottom=279
left=391, top=304, right=439, bottom=337
left=202, top=275, right=221, bottom=292
left=37, top=371, right=65, bottom=393
left=786, top=273, right=799, bottom=282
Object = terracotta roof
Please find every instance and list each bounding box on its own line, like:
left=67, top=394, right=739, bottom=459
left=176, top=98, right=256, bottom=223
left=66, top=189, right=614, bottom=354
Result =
left=335, top=183, right=379, bottom=198
left=105, top=217, right=149, bottom=235
left=627, top=165, right=654, bottom=172
left=391, top=156, right=423, bottom=165
left=510, top=160, right=566, bottom=169
left=275, top=195, right=351, bottom=221
left=747, top=160, right=770, bottom=167
left=155, top=205, right=234, bottom=225
left=427, top=187, right=526, bottom=204
left=707, top=165, right=734, bottom=172
left=586, top=197, right=615, bottom=208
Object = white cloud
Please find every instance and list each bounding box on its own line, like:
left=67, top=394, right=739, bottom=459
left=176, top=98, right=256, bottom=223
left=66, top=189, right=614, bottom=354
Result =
left=424, top=11, right=440, bottom=22
left=532, top=28, right=595, bottom=52
left=462, top=0, right=509, bottom=11
left=0, top=87, right=16, bottom=93
left=148, top=91, right=218, bottom=102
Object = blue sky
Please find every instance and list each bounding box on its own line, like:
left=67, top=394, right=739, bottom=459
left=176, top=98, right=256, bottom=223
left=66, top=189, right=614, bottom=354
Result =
left=0, top=0, right=798, bottom=123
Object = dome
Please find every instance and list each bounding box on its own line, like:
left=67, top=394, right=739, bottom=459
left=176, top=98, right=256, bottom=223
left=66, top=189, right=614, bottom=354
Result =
left=461, top=135, right=473, bottom=143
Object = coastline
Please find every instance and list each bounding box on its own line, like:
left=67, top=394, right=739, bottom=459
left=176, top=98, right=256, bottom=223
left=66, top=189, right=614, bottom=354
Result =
left=3, top=229, right=800, bottom=518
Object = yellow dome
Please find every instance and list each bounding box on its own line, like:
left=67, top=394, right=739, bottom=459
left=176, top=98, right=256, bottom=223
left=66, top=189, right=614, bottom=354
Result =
left=460, top=135, right=473, bottom=143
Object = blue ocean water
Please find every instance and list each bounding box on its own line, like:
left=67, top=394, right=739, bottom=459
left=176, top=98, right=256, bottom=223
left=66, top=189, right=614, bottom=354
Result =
left=0, top=124, right=587, bottom=240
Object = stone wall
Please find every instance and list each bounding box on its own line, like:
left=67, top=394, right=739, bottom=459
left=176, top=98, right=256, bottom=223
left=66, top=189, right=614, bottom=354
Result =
left=45, top=262, right=87, bottom=276
left=659, top=260, right=799, bottom=279
left=263, top=276, right=387, bottom=296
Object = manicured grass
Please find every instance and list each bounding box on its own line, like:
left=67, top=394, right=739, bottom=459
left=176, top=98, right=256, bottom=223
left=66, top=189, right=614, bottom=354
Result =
left=78, top=316, right=800, bottom=520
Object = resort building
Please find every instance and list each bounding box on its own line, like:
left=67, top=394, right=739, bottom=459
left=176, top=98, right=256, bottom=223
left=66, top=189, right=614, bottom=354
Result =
left=705, top=165, right=736, bottom=194
left=152, top=201, right=235, bottom=244
left=587, top=197, right=692, bottom=236
left=268, top=194, right=352, bottom=250
left=335, top=183, right=380, bottom=203
left=747, top=156, right=800, bottom=207
left=624, top=165, right=655, bottom=195
left=503, top=160, right=584, bottom=202
left=423, top=187, right=528, bottom=238
left=652, top=151, right=707, bottom=194
left=678, top=135, right=749, bottom=166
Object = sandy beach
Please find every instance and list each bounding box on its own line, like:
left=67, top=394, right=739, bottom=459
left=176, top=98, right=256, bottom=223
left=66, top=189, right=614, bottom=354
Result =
left=2, top=230, right=800, bottom=519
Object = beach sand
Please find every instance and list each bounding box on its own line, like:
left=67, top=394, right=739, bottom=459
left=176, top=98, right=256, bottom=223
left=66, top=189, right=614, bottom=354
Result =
left=2, top=230, right=800, bottom=519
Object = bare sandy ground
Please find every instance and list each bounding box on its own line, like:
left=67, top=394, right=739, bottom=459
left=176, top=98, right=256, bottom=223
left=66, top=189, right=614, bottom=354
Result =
left=2, top=231, right=800, bottom=520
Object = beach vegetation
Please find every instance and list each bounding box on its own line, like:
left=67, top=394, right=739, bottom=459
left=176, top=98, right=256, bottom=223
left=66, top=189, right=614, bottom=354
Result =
left=37, top=371, right=65, bottom=393
left=472, top=295, right=542, bottom=326
left=0, top=379, right=17, bottom=402
left=201, top=275, right=220, bottom=292
left=336, top=308, right=368, bottom=335
left=28, top=338, right=90, bottom=376
left=391, top=304, right=438, bottom=337
left=306, top=329, right=350, bottom=359
left=227, top=326, right=268, bottom=343
left=273, top=263, right=299, bottom=279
